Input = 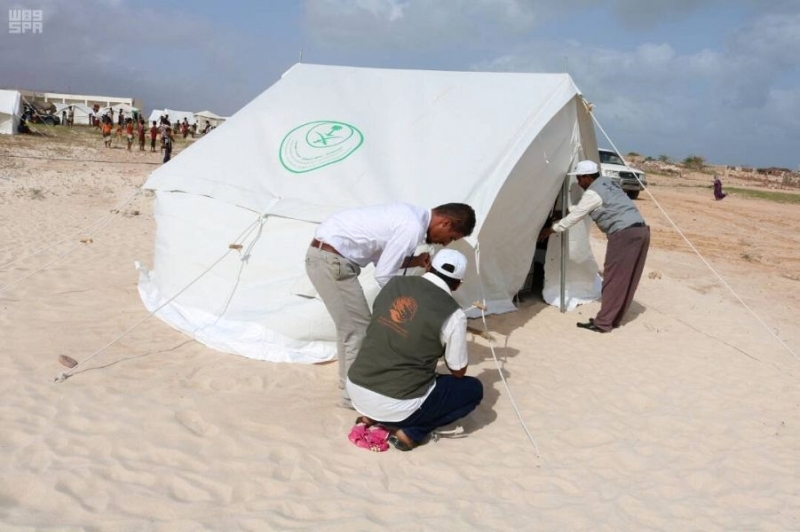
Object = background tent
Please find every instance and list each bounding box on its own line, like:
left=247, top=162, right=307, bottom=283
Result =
left=98, top=103, right=138, bottom=122
left=54, top=103, right=94, bottom=125
left=138, top=63, right=600, bottom=364
left=0, top=89, right=22, bottom=134
left=149, top=108, right=196, bottom=126
left=193, top=110, right=226, bottom=130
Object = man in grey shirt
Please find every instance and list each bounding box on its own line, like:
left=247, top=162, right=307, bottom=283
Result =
left=539, top=160, right=649, bottom=333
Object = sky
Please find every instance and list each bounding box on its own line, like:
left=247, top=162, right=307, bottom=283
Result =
left=1, top=0, right=799, bottom=168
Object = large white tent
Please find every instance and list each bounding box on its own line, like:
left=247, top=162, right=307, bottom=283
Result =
left=138, top=63, right=601, bottom=364
left=0, top=89, right=22, bottom=135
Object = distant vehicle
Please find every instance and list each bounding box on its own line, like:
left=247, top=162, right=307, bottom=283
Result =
left=22, top=103, right=61, bottom=126
left=598, top=148, right=647, bottom=199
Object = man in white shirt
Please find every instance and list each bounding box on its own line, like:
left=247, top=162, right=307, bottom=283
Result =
left=346, top=249, right=483, bottom=451
left=539, top=160, right=649, bottom=333
left=306, top=203, right=476, bottom=408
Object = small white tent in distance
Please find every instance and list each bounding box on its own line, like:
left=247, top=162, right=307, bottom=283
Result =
left=149, top=109, right=196, bottom=126
left=0, top=89, right=22, bottom=135
left=193, top=110, right=226, bottom=131
left=54, top=103, right=94, bottom=125
left=138, top=63, right=601, bottom=364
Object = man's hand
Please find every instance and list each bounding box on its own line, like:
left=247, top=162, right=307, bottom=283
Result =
left=537, top=227, right=555, bottom=242
left=403, top=252, right=431, bottom=269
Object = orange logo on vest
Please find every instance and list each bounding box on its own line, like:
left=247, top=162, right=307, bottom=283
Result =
left=388, top=296, right=418, bottom=324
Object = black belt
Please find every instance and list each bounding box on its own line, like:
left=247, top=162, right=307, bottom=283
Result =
left=625, top=222, right=646, bottom=229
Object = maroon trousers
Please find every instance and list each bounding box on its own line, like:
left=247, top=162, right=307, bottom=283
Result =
left=594, top=225, right=650, bottom=331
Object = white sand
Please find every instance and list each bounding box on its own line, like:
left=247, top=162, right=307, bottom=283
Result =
left=1, top=129, right=799, bottom=531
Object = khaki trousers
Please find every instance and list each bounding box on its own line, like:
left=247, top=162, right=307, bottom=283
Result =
left=305, top=246, right=371, bottom=401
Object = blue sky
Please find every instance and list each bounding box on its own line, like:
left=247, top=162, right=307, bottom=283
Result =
left=2, top=0, right=799, bottom=168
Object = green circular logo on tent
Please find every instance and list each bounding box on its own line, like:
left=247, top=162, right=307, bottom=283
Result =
left=279, top=120, right=364, bottom=173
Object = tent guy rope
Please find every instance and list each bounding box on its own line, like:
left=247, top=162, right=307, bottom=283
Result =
left=1, top=189, right=143, bottom=294
left=589, top=111, right=798, bottom=362
left=0, top=188, right=142, bottom=273
left=54, top=216, right=264, bottom=383
left=472, top=243, right=543, bottom=460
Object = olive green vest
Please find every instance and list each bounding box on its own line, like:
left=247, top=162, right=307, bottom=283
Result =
left=348, top=276, right=460, bottom=400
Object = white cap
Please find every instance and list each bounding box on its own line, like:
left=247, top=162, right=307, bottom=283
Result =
left=568, top=160, right=599, bottom=175
left=431, top=249, right=467, bottom=281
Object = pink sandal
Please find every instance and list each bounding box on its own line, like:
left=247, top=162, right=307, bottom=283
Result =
left=348, top=422, right=390, bottom=452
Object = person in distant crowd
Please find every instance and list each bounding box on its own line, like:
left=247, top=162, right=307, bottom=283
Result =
left=159, top=120, right=169, bottom=153
left=101, top=118, right=113, bottom=148
left=713, top=175, right=727, bottom=201
left=67, top=105, right=74, bottom=128
left=181, top=118, right=189, bottom=139
left=61, top=109, right=67, bottom=126
left=149, top=120, right=158, bottom=152
left=306, top=202, right=476, bottom=409
left=162, top=126, right=174, bottom=163
left=125, top=118, right=135, bottom=151
left=201, top=120, right=212, bottom=134
left=17, top=116, right=30, bottom=134
left=117, top=108, right=124, bottom=126
left=346, top=249, right=483, bottom=452
left=539, top=160, right=649, bottom=333
left=137, top=118, right=146, bottom=151
left=189, top=122, right=197, bottom=138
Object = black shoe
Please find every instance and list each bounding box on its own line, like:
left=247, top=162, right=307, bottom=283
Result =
left=577, top=321, right=608, bottom=333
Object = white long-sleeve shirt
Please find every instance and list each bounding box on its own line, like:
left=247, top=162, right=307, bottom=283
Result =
left=551, top=189, right=603, bottom=233
left=315, top=203, right=430, bottom=287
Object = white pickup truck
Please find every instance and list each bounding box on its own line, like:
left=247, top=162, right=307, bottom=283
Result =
left=599, top=148, right=647, bottom=199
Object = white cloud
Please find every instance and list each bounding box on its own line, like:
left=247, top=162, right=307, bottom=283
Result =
left=305, top=0, right=539, bottom=48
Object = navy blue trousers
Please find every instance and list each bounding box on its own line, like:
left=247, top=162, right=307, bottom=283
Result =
left=388, top=374, right=483, bottom=444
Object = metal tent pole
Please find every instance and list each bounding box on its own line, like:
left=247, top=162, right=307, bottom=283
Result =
left=560, top=173, right=569, bottom=313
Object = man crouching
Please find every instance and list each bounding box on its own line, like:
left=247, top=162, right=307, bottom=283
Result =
left=346, top=249, right=483, bottom=451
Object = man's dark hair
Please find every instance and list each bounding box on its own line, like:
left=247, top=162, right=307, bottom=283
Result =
left=433, top=203, right=476, bottom=236
left=430, top=268, right=462, bottom=291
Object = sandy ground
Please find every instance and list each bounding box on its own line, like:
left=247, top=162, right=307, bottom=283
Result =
left=1, top=127, right=799, bottom=531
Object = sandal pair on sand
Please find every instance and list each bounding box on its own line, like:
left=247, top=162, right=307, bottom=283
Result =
left=348, top=417, right=417, bottom=452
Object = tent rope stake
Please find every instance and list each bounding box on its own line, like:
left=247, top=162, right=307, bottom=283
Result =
left=54, top=216, right=264, bottom=383
left=590, top=112, right=798, bottom=362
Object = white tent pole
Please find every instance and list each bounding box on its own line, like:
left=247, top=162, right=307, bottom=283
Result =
left=559, top=173, right=569, bottom=313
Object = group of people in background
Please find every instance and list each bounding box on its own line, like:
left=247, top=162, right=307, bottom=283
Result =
left=52, top=105, right=215, bottom=165
left=93, top=109, right=176, bottom=163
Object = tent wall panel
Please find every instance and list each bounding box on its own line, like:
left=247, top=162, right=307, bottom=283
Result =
left=138, top=64, right=601, bottom=363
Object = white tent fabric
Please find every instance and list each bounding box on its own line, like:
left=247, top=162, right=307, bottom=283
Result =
left=98, top=103, right=137, bottom=122
left=54, top=103, right=94, bottom=125
left=0, top=89, right=22, bottom=135
left=149, top=109, right=196, bottom=125
left=138, top=63, right=601, bottom=364
left=194, top=110, right=226, bottom=129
